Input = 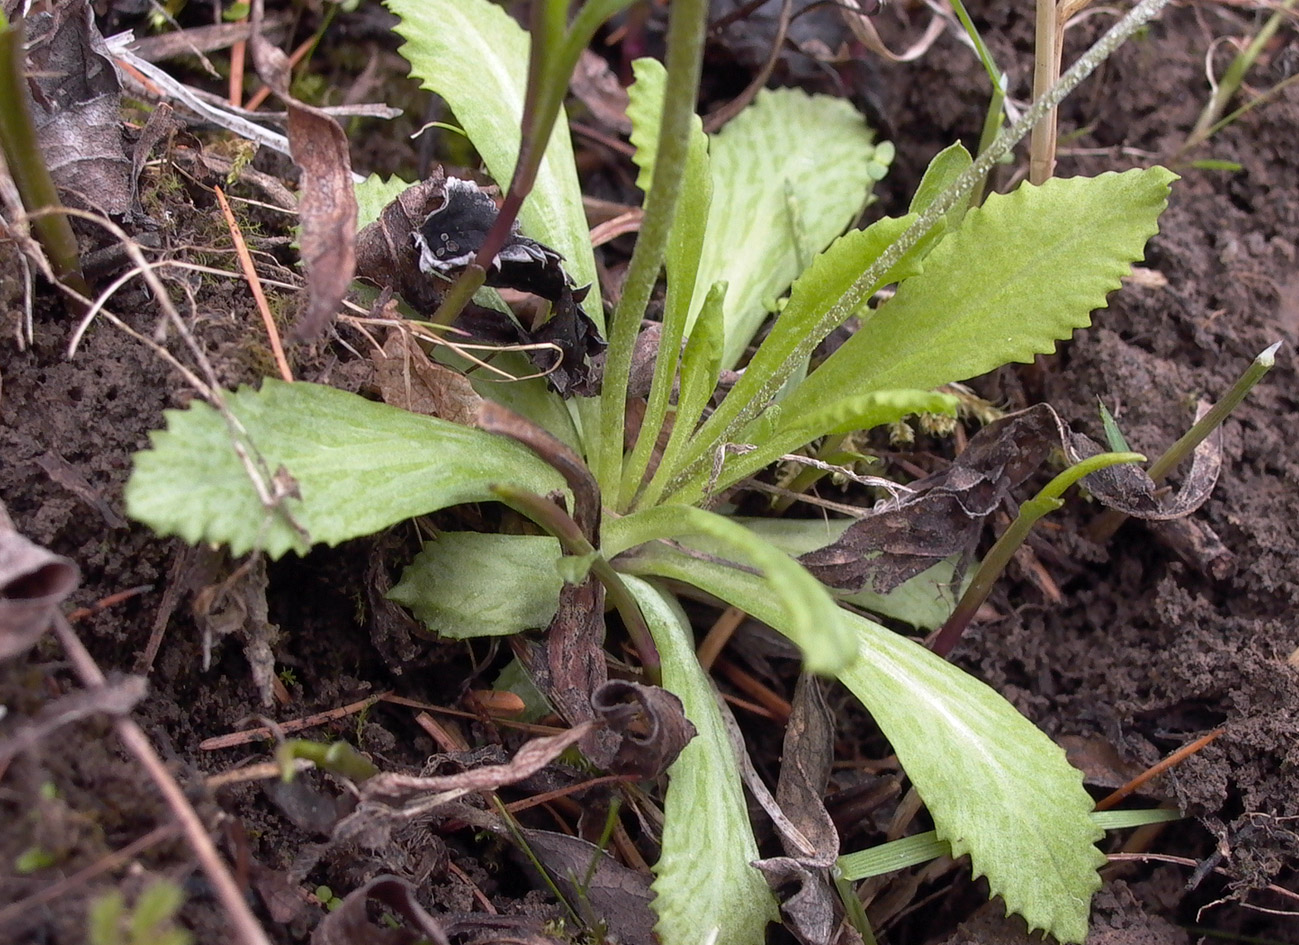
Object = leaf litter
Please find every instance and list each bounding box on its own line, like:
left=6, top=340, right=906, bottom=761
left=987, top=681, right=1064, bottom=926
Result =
left=2, top=1, right=1299, bottom=945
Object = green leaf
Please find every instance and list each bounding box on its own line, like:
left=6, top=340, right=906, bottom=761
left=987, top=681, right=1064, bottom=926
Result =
left=626, top=58, right=671, bottom=195
left=784, top=168, right=1177, bottom=416
left=838, top=809, right=1180, bottom=881
left=670, top=388, right=956, bottom=507
left=618, top=546, right=1105, bottom=944
left=664, top=214, right=915, bottom=495
left=603, top=507, right=855, bottom=674
left=694, top=89, right=887, bottom=365
left=909, top=142, right=973, bottom=217
left=623, top=576, right=777, bottom=945
left=125, top=380, right=565, bottom=558
left=389, top=533, right=563, bottom=637
left=385, top=0, right=599, bottom=328
left=354, top=174, right=411, bottom=230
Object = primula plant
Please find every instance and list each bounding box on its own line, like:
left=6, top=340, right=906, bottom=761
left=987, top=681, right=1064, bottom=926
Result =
left=126, top=0, right=1196, bottom=941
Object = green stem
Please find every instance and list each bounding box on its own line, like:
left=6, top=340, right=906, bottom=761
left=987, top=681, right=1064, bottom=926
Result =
left=666, top=0, right=1174, bottom=495
left=931, top=451, right=1144, bottom=658
left=948, top=0, right=1007, bottom=203
left=1089, top=341, right=1279, bottom=542
left=1147, top=342, right=1279, bottom=484
left=276, top=739, right=380, bottom=782
left=490, top=484, right=661, bottom=686
left=0, top=13, right=89, bottom=309
left=594, top=0, right=709, bottom=495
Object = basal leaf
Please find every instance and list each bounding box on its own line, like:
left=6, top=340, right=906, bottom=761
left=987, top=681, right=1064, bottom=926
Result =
left=125, top=380, right=565, bottom=558
left=623, top=576, right=777, bottom=945
left=665, top=214, right=914, bottom=495
left=603, top=507, right=855, bottom=674
left=618, top=547, right=1105, bottom=943
left=670, top=389, right=959, bottom=504
left=785, top=168, right=1177, bottom=416
left=697, top=89, right=886, bottom=365
left=385, top=0, right=599, bottom=327
left=389, top=533, right=563, bottom=637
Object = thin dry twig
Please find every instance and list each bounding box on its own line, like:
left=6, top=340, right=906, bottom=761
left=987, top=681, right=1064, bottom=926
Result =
left=1095, top=727, right=1225, bottom=811
left=215, top=185, right=293, bottom=382
left=50, top=613, right=272, bottom=945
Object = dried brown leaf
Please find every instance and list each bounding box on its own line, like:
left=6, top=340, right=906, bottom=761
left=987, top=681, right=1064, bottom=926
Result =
left=0, top=520, right=80, bottom=661
left=24, top=1, right=131, bottom=215
left=802, top=403, right=1224, bottom=594
left=249, top=0, right=356, bottom=339
left=590, top=679, right=696, bottom=778
left=374, top=330, right=483, bottom=425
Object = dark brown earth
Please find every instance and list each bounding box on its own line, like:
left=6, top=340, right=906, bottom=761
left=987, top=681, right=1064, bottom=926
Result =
left=2, top=2, right=1298, bottom=944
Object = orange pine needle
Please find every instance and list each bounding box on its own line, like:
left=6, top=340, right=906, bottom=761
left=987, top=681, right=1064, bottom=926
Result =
left=214, top=185, right=293, bottom=383
left=1095, top=727, right=1225, bottom=811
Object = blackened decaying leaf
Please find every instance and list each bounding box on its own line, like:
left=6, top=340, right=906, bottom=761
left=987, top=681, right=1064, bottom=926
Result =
left=590, top=680, right=696, bottom=778
left=22, top=1, right=132, bottom=215
left=412, top=176, right=605, bottom=396
left=249, top=0, right=356, bottom=340
left=801, top=403, right=1223, bottom=594
left=0, top=512, right=80, bottom=660
left=354, top=171, right=604, bottom=396
left=355, top=171, right=451, bottom=314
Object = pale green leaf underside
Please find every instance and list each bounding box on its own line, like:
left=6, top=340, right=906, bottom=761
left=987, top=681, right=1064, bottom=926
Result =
left=785, top=167, right=1177, bottom=416
left=385, top=0, right=599, bottom=328
left=603, top=507, right=856, bottom=674
left=389, top=533, right=563, bottom=638
left=618, top=547, right=1104, bottom=944
left=623, top=576, right=777, bottom=945
left=698, top=88, right=883, bottom=366
left=125, top=380, right=564, bottom=558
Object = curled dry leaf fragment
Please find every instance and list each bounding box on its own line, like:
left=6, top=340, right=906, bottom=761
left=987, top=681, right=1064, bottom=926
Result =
left=801, top=403, right=1223, bottom=595
left=0, top=516, right=80, bottom=661
left=591, top=679, right=696, bottom=779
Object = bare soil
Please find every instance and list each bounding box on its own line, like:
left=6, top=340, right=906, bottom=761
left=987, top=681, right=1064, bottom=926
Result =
left=1, top=2, right=1297, bottom=943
